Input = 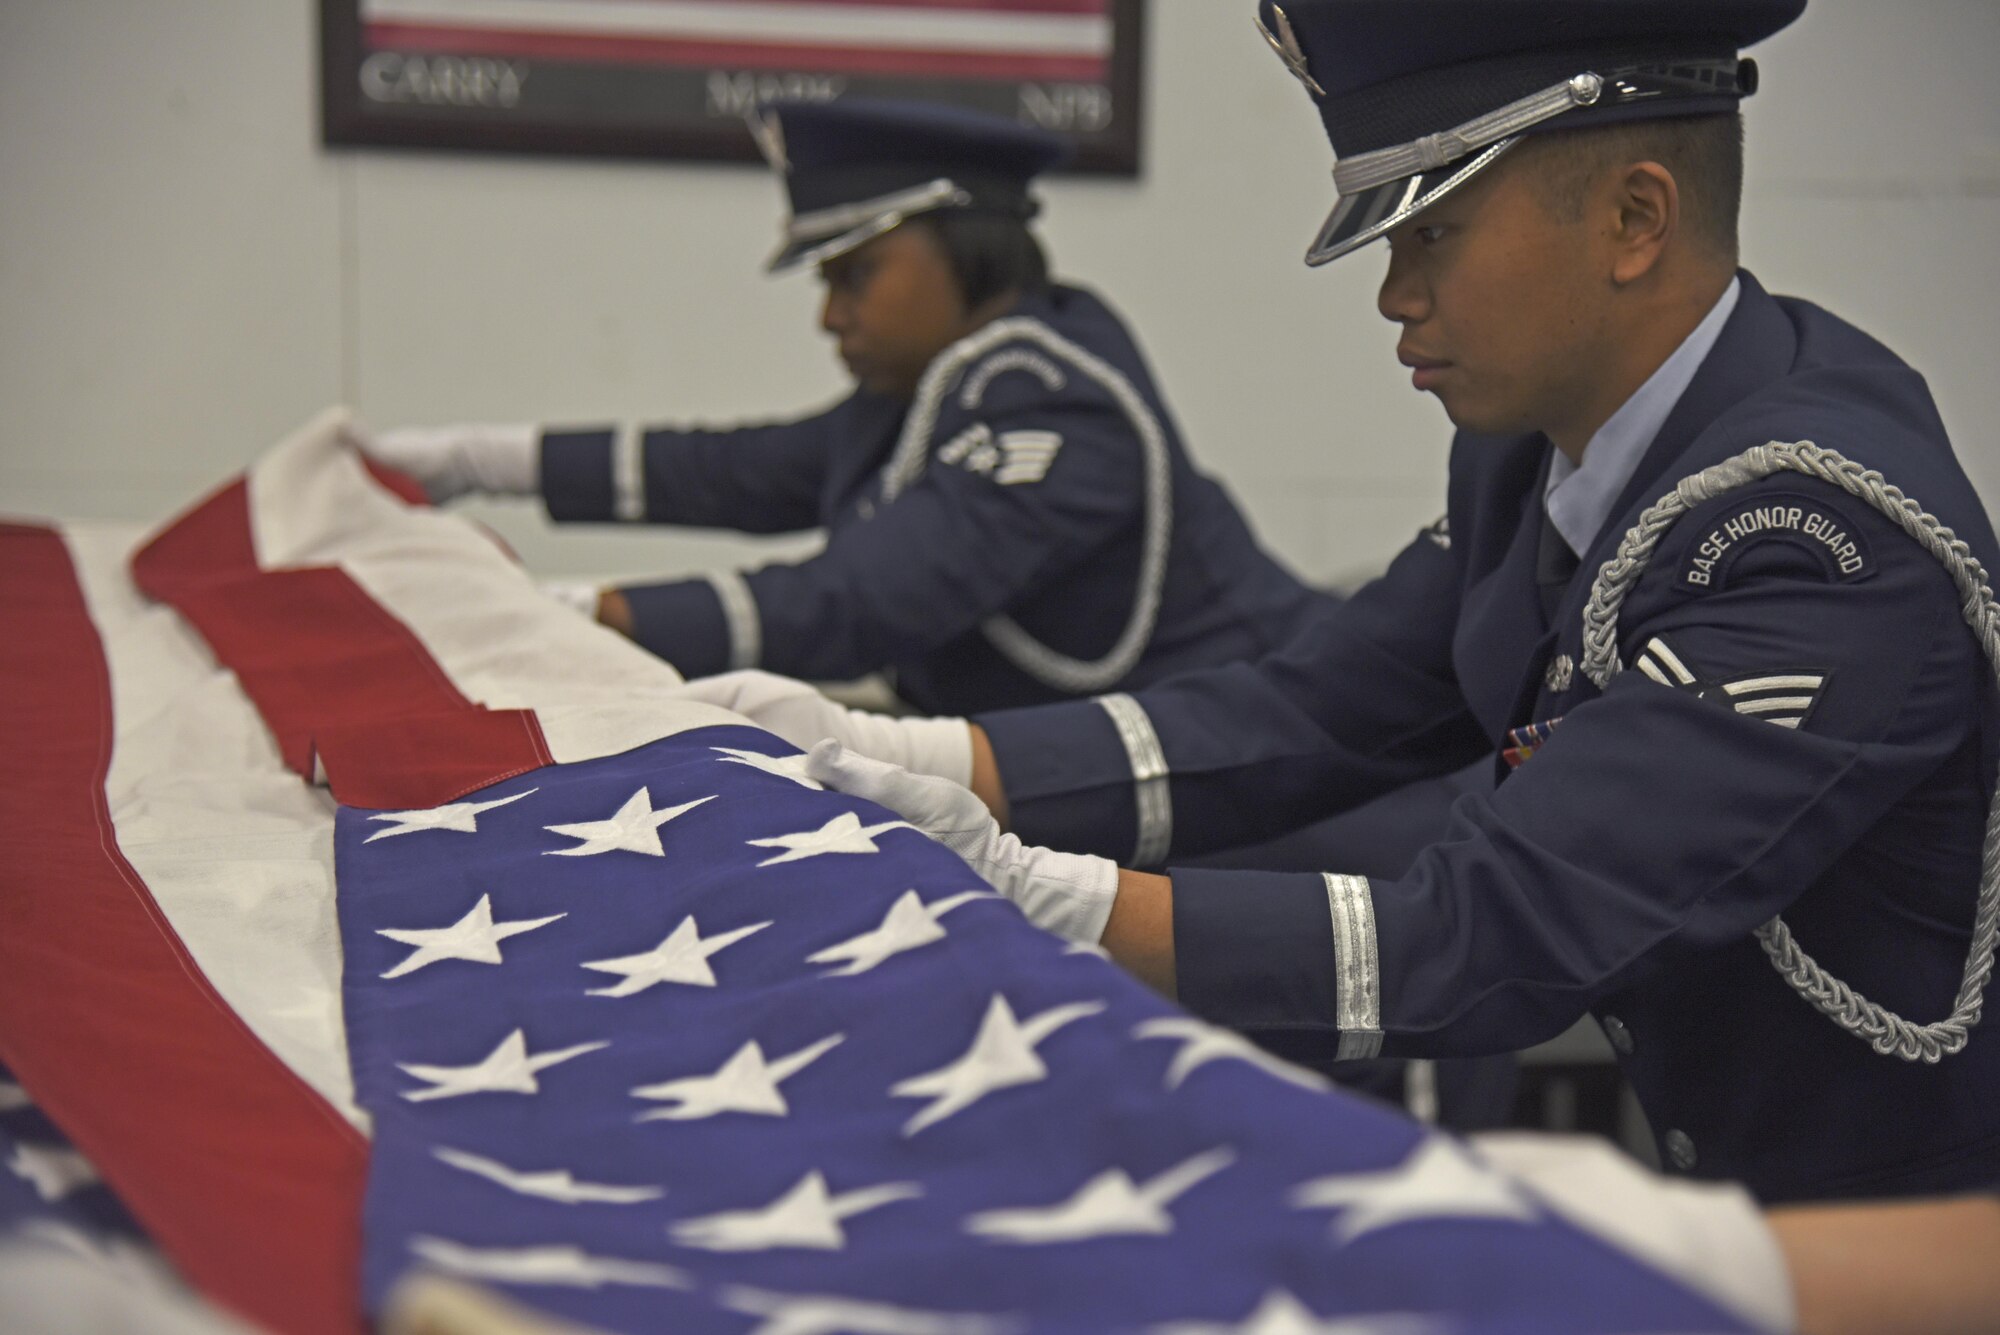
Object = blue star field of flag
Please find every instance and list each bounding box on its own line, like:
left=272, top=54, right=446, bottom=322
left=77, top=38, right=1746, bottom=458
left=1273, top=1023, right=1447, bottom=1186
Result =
left=334, top=726, right=1751, bottom=1333
left=0, top=1061, right=163, bottom=1291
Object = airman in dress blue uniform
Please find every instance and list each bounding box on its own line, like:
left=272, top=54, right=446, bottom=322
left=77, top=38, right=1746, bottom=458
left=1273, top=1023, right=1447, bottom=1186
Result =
left=804, top=0, right=2000, bottom=1204
left=359, top=100, right=1334, bottom=717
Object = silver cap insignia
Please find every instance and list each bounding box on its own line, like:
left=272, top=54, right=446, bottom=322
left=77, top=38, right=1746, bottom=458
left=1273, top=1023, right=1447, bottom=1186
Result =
left=1256, top=6, right=1327, bottom=99
left=747, top=108, right=788, bottom=173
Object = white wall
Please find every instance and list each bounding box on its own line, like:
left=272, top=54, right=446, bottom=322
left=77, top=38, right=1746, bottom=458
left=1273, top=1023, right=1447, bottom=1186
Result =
left=3, top=1, right=1996, bottom=586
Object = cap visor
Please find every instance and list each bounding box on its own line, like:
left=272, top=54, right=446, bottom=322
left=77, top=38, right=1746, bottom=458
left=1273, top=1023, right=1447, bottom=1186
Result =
left=767, top=212, right=910, bottom=273
left=1305, top=138, right=1520, bottom=266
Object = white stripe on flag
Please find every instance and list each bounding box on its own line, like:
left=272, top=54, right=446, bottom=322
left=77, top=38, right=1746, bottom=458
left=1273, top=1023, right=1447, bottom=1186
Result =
left=63, top=522, right=365, bottom=1129
left=247, top=412, right=746, bottom=765
left=362, top=0, right=1112, bottom=55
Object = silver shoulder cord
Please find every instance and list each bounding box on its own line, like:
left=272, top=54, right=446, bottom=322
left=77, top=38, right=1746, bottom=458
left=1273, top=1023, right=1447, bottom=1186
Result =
left=880, top=316, right=1174, bottom=694
left=1579, top=439, right=2000, bottom=1063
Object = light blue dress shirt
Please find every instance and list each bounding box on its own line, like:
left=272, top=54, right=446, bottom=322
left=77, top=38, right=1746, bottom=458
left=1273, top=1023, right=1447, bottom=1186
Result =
left=1544, top=276, right=1742, bottom=556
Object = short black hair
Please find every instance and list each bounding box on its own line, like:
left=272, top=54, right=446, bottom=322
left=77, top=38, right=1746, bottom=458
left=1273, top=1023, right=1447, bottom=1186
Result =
left=914, top=209, right=1051, bottom=309
left=1523, top=112, right=1744, bottom=261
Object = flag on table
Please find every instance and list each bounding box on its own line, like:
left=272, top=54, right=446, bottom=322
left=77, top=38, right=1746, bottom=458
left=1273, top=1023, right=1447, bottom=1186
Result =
left=0, top=411, right=1757, bottom=1333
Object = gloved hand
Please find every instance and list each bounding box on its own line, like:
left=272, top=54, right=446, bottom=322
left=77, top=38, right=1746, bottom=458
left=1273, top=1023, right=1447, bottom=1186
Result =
left=340, top=421, right=540, bottom=503
left=538, top=579, right=605, bottom=620
left=1470, top=1133, right=1793, bottom=1333
left=673, top=670, right=973, bottom=787
left=806, top=740, right=1117, bottom=944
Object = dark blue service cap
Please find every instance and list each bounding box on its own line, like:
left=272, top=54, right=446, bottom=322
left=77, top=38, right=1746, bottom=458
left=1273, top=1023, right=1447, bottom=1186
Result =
left=1255, top=0, right=1806, bottom=265
left=753, top=98, right=1070, bottom=274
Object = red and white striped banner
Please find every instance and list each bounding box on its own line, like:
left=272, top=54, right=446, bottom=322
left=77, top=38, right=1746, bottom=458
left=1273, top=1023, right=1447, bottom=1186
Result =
left=361, top=0, right=1115, bottom=82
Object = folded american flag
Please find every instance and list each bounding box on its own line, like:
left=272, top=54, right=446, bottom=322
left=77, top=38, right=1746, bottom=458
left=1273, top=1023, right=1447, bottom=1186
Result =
left=0, top=412, right=1752, bottom=1333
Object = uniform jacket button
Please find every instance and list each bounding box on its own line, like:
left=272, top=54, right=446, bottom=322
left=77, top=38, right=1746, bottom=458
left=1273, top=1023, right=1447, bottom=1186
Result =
left=1600, top=1014, right=1634, bottom=1056
left=1664, top=1129, right=1698, bottom=1172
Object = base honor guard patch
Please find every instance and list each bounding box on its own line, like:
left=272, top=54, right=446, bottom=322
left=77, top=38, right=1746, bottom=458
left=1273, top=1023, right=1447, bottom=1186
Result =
left=1635, top=636, right=1829, bottom=730
left=1678, top=490, right=1874, bottom=592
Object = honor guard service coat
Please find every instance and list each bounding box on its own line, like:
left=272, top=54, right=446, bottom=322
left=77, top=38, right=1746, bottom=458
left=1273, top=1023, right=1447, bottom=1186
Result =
left=537, top=284, right=1331, bottom=715
left=976, top=273, right=2000, bottom=1204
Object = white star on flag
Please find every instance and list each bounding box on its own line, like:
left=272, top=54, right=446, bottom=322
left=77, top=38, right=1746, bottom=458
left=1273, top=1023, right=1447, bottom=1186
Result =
left=670, top=1170, right=921, bottom=1252
left=714, top=746, right=822, bottom=789
left=376, top=893, right=564, bottom=979
left=633, top=1033, right=844, bottom=1121
left=966, top=1146, right=1235, bottom=1244
left=807, top=890, right=997, bottom=977
left=720, top=1285, right=1016, bottom=1335
left=0, top=1081, right=31, bottom=1112
left=399, top=1028, right=608, bottom=1103
left=410, top=1236, right=690, bottom=1289
left=364, top=788, right=536, bottom=843
left=581, top=916, right=771, bottom=996
left=1290, top=1137, right=1539, bottom=1243
left=432, top=1146, right=664, bottom=1205
left=892, top=993, right=1106, bottom=1135
left=1134, top=1016, right=1330, bottom=1092
left=1151, top=1291, right=1445, bottom=1335
left=6, top=1143, right=99, bottom=1202
left=19, top=1222, right=170, bottom=1292
left=748, top=811, right=915, bottom=867
left=544, top=788, right=715, bottom=857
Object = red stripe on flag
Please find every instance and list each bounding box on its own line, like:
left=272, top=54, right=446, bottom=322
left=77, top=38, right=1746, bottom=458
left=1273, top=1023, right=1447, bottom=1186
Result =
left=313, top=709, right=554, bottom=811
left=0, top=523, right=368, bottom=1335
left=364, top=23, right=1111, bottom=82
left=130, top=475, right=259, bottom=582
left=131, top=474, right=554, bottom=810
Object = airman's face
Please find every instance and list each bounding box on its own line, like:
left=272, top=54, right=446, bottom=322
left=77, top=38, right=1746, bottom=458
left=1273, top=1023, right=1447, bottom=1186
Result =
left=818, top=223, right=974, bottom=399
left=1376, top=148, right=1618, bottom=445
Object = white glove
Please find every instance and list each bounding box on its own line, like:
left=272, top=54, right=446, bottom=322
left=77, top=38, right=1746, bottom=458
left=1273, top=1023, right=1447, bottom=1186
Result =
left=340, top=421, right=540, bottom=503
left=538, top=579, right=604, bottom=619
left=674, top=670, right=973, bottom=787
left=807, top=740, right=1118, bottom=944
left=1471, top=1133, right=1794, bottom=1333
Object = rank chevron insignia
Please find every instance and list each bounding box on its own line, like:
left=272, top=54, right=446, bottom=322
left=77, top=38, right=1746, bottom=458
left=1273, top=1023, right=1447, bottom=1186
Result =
left=1634, top=636, right=1829, bottom=730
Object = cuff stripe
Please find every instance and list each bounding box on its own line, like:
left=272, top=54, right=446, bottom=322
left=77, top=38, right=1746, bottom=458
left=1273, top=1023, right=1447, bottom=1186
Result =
left=611, top=425, right=645, bottom=522
left=703, top=571, right=761, bottom=671
left=1096, top=692, right=1172, bottom=867
left=1323, top=872, right=1383, bottom=1060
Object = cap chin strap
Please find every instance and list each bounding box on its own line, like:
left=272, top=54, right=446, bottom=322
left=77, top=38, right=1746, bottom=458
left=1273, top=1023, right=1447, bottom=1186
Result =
left=1333, top=72, right=1605, bottom=195
left=1331, top=53, right=1748, bottom=197
left=1579, top=439, right=2000, bottom=1064
left=766, top=178, right=972, bottom=272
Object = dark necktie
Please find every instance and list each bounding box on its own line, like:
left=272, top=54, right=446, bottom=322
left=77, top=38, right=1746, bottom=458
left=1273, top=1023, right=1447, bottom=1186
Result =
left=1536, top=509, right=1580, bottom=625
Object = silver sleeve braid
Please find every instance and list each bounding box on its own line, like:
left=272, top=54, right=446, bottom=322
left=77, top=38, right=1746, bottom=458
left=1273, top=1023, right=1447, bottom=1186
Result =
left=1578, top=440, right=1999, bottom=1064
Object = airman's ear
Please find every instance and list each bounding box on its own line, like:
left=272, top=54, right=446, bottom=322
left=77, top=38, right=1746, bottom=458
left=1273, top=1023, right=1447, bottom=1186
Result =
left=1608, top=160, right=1679, bottom=286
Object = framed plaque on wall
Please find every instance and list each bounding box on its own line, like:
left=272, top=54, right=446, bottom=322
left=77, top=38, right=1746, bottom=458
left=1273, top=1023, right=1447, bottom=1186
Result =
left=320, top=0, right=1146, bottom=175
